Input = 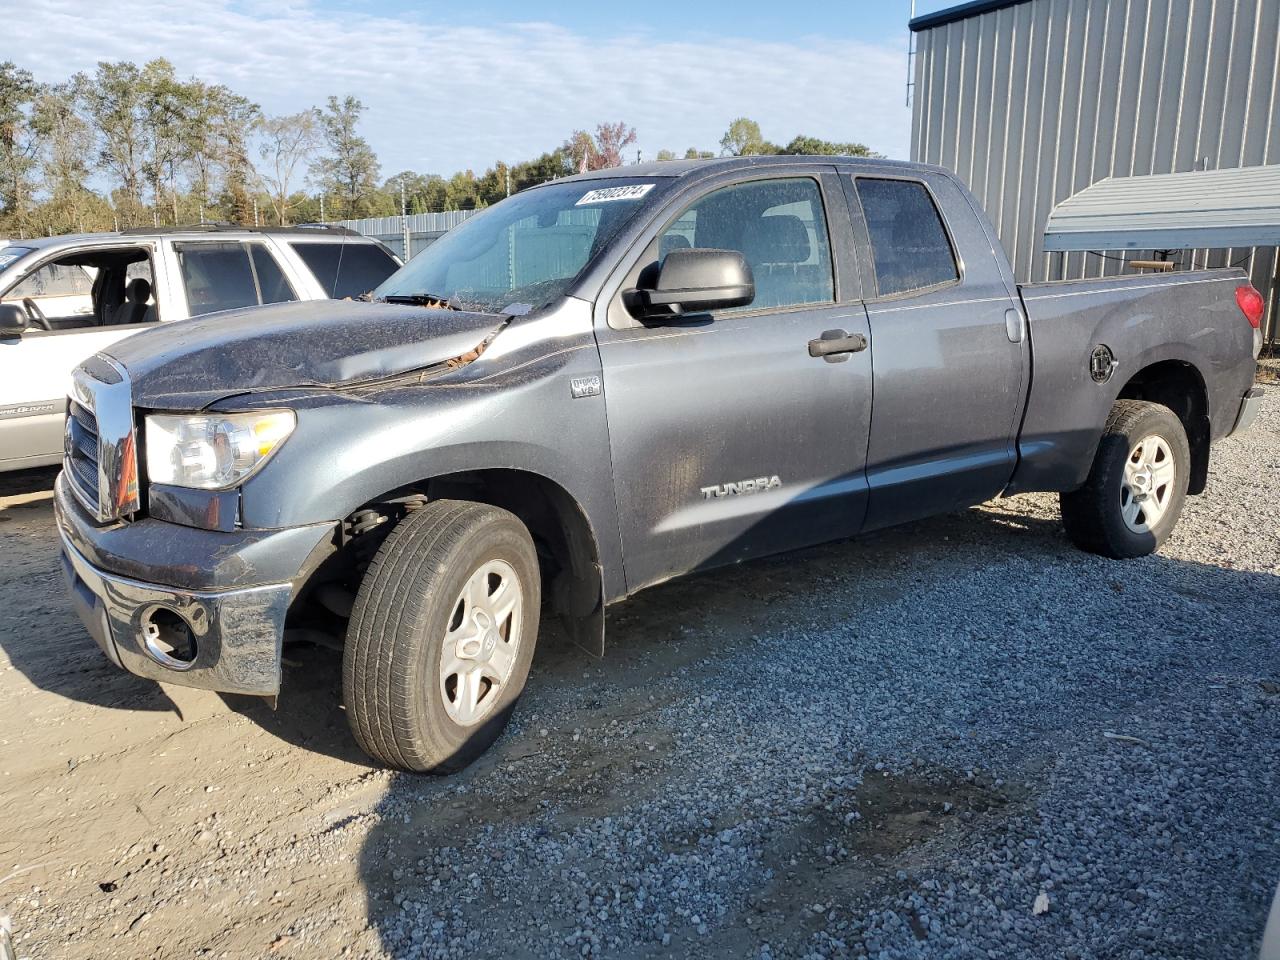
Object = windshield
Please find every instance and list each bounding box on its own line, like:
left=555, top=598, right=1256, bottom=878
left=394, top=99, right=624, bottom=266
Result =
left=0, top=246, right=34, bottom=274
left=374, top=178, right=664, bottom=313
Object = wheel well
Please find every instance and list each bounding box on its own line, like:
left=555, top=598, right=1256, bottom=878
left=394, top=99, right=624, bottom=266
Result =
left=1116, top=360, right=1210, bottom=494
left=422, top=470, right=602, bottom=620
left=301, top=470, right=605, bottom=654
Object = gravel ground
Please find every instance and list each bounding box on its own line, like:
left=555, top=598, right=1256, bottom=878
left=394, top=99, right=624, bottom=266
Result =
left=2, top=393, right=1278, bottom=960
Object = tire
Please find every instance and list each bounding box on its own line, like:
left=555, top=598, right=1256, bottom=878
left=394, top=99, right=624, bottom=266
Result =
left=1059, top=399, right=1190, bottom=559
left=343, top=499, right=541, bottom=772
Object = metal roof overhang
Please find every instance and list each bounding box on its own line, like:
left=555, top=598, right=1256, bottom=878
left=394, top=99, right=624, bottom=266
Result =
left=909, top=0, right=1032, bottom=31
left=1044, top=165, right=1280, bottom=252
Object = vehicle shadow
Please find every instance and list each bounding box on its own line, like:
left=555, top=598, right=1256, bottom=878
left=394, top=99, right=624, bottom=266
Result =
left=347, top=498, right=1280, bottom=959
left=0, top=465, right=60, bottom=498
left=0, top=467, right=182, bottom=715
left=210, top=503, right=1054, bottom=766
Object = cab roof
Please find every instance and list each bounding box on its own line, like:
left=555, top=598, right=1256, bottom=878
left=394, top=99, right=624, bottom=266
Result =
left=552, top=154, right=921, bottom=184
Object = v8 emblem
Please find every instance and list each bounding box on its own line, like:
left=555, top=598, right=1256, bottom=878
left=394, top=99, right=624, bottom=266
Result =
left=570, top=375, right=602, bottom=399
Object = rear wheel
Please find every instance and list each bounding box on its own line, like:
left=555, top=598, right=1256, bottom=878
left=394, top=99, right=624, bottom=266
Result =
left=1060, top=400, right=1190, bottom=559
left=343, top=499, right=540, bottom=772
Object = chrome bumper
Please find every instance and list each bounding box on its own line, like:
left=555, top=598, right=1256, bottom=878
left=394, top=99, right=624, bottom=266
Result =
left=59, top=530, right=292, bottom=696
left=1230, top=386, right=1265, bottom=435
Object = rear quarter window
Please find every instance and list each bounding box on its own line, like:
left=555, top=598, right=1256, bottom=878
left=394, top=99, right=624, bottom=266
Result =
left=290, top=242, right=398, bottom=299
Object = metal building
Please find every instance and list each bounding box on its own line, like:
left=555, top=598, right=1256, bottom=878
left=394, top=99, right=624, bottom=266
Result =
left=909, top=0, right=1280, bottom=341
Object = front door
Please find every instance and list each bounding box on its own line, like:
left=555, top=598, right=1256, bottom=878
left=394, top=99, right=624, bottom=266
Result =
left=0, top=245, right=161, bottom=469
left=595, top=172, right=874, bottom=593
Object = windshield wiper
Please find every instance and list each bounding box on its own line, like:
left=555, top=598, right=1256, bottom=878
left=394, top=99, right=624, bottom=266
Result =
left=379, top=293, right=459, bottom=311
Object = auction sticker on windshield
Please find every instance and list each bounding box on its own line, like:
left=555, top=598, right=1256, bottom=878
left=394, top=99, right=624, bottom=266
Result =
left=576, top=184, right=654, bottom=205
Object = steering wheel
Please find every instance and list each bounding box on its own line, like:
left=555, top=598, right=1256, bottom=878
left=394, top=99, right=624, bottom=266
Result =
left=21, top=298, right=51, bottom=331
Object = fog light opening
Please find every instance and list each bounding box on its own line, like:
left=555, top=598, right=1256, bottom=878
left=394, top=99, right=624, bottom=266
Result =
left=142, top=608, right=197, bottom=669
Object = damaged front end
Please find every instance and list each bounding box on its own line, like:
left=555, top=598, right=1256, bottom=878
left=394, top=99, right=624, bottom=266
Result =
left=55, top=299, right=515, bottom=698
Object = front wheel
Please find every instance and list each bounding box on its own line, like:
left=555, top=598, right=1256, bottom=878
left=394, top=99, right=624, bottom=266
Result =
left=342, top=499, right=541, bottom=772
left=1059, top=400, right=1190, bottom=559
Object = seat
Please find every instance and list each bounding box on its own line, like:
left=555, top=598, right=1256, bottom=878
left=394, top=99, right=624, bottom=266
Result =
left=659, top=233, right=691, bottom=259
left=738, top=215, right=815, bottom=308
left=111, top=277, right=153, bottom=325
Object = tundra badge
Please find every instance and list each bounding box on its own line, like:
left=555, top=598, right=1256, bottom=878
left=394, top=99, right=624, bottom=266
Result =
left=701, top=476, right=782, bottom=499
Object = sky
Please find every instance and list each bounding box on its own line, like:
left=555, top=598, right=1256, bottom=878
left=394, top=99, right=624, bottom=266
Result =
left=4, top=0, right=960, bottom=179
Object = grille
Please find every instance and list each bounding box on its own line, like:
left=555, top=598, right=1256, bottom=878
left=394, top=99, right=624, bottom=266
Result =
left=65, top=399, right=101, bottom=513
left=64, top=358, right=139, bottom=523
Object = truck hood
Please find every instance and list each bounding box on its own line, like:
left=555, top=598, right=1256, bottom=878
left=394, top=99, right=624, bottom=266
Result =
left=104, top=299, right=507, bottom=409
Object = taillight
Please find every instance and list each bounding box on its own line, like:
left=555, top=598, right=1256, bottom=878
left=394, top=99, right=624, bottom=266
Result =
left=1236, top=285, right=1264, bottom=329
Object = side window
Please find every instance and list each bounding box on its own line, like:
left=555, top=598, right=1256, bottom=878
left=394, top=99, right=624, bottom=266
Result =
left=174, top=242, right=259, bottom=317
left=658, top=177, right=834, bottom=311
left=248, top=245, right=297, bottom=305
left=855, top=178, right=959, bottom=297
left=5, top=262, right=95, bottom=300
left=174, top=242, right=298, bottom=316
left=288, top=242, right=399, bottom=299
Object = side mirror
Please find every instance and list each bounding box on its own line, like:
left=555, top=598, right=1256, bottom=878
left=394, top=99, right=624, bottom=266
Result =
left=0, top=302, right=28, bottom=337
left=628, top=248, right=754, bottom=320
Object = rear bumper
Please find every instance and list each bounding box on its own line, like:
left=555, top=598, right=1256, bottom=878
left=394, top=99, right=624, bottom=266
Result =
left=1229, top=386, right=1265, bottom=435
left=55, top=472, right=334, bottom=696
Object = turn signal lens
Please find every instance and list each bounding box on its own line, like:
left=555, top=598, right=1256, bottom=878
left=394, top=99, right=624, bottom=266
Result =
left=1236, top=285, right=1264, bottom=329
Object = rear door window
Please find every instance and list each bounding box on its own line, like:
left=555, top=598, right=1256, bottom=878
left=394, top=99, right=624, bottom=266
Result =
left=249, top=245, right=297, bottom=305
left=289, top=242, right=398, bottom=299
left=174, top=242, right=298, bottom=316
left=855, top=178, right=959, bottom=297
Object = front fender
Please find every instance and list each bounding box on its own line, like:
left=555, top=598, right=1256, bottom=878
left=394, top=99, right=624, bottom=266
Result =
left=235, top=343, right=625, bottom=603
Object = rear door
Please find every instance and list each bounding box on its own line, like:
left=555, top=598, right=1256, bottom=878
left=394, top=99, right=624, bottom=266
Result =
left=594, top=167, right=874, bottom=592
left=844, top=170, right=1028, bottom=531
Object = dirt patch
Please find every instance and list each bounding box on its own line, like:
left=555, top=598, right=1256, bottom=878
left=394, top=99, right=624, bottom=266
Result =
left=838, top=766, right=1019, bottom=859
left=722, top=766, right=1027, bottom=955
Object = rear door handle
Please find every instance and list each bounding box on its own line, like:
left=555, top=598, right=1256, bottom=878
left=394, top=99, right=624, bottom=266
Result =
left=808, top=329, right=868, bottom=362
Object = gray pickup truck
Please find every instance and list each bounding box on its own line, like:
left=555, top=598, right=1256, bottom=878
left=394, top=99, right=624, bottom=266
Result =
left=55, top=157, right=1264, bottom=772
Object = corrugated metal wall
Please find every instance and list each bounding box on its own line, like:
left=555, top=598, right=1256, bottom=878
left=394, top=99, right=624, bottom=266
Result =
left=911, top=0, right=1280, bottom=341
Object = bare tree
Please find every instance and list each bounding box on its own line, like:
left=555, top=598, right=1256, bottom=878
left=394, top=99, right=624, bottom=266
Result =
left=562, top=122, right=638, bottom=173
left=254, top=112, right=319, bottom=225
left=593, top=121, right=637, bottom=169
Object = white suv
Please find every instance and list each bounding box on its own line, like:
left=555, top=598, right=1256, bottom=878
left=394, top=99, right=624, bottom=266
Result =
left=0, top=225, right=401, bottom=472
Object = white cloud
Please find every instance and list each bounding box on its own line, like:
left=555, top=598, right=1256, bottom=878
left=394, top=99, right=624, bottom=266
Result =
left=11, top=0, right=912, bottom=176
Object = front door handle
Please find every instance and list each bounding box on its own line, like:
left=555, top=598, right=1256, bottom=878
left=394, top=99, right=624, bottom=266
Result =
left=808, top=329, right=868, bottom=362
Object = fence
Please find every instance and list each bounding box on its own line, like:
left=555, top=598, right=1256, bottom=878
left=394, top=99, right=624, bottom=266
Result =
left=328, top=211, right=478, bottom=260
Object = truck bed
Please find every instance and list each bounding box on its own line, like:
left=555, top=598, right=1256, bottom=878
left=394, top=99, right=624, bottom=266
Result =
left=1008, top=268, right=1258, bottom=494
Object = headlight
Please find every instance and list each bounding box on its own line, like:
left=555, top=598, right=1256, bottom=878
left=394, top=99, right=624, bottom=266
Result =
left=145, top=411, right=296, bottom=490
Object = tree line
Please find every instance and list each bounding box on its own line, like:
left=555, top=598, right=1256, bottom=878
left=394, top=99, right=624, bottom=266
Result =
left=0, top=59, right=878, bottom=238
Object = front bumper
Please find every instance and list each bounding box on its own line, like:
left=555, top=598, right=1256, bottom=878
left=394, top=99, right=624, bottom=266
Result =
left=1230, top=386, right=1265, bottom=435
left=55, top=473, right=334, bottom=696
